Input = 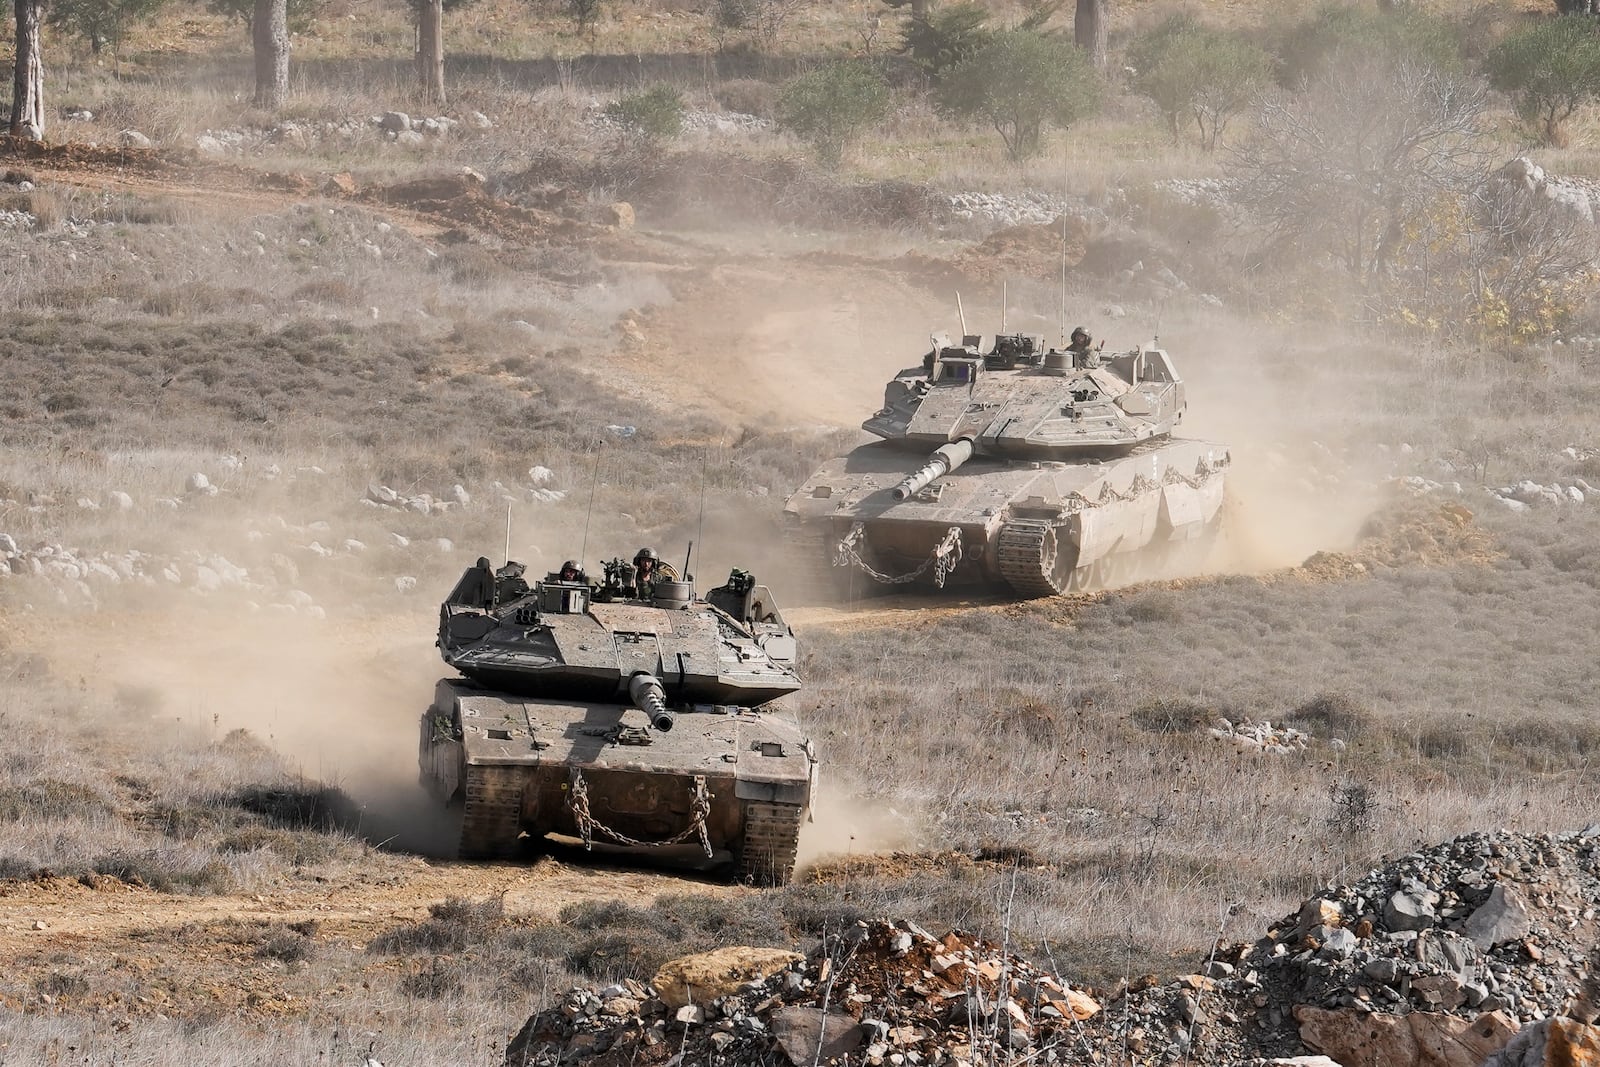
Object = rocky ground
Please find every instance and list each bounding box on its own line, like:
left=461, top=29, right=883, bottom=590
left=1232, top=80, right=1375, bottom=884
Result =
left=503, top=829, right=1600, bottom=1067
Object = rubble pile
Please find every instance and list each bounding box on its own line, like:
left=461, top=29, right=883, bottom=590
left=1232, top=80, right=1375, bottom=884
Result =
left=1208, top=717, right=1312, bottom=754
left=506, top=921, right=1105, bottom=1067
left=506, top=830, right=1600, bottom=1066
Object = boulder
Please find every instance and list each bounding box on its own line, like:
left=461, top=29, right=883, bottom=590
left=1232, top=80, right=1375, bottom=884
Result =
left=607, top=201, right=636, bottom=230
left=379, top=111, right=412, bottom=133
left=323, top=172, right=357, bottom=196
left=771, top=1006, right=865, bottom=1066
left=1463, top=885, right=1532, bottom=951
left=119, top=129, right=151, bottom=148
left=1295, top=1005, right=1516, bottom=1067
left=651, top=947, right=802, bottom=1009
left=1480, top=1017, right=1600, bottom=1067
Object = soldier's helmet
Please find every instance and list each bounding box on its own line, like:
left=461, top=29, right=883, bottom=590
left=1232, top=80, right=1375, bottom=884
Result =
left=560, top=559, right=581, bottom=576
left=633, top=547, right=658, bottom=565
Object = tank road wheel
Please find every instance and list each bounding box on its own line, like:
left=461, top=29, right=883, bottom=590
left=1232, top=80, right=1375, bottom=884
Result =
left=458, top=765, right=525, bottom=860
left=997, top=520, right=1078, bottom=597
left=736, top=802, right=804, bottom=887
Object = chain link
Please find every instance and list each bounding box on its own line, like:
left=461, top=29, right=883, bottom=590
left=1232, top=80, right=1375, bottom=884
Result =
left=834, top=523, right=964, bottom=588
left=566, top=767, right=714, bottom=858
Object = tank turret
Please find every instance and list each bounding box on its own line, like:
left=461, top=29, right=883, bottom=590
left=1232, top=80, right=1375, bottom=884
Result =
left=784, top=329, right=1229, bottom=599
left=420, top=557, right=815, bottom=885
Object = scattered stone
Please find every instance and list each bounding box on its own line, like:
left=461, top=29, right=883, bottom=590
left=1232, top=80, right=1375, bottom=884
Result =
left=1465, top=884, right=1534, bottom=951
left=119, top=129, right=151, bottom=148
left=379, top=112, right=412, bottom=133
left=652, top=947, right=802, bottom=1009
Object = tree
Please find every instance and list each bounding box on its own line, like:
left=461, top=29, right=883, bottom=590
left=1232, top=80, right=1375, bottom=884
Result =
left=208, top=0, right=319, bottom=33
left=252, top=0, right=288, bottom=110
left=777, top=60, right=890, bottom=165
left=1275, top=3, right=1462, bottom=88
left=1555, top=0, right=1600, bottom=15
left=1074, top=0, right=1106, bottom=70
left=899, top=2, right=992, bottom=81
left=416, top=0, right=444, bottom=105
left=48, top=0, right=166, bottom=57
left=1231, top=56, right=1488, bottom=289
left=1130, top=16, right=1271, bottom=150
left=10, top=0, right=46, bottom=141
left=1486, top=16, right=1600, bottom=147
left=938, top=30, right=1100, bottom=161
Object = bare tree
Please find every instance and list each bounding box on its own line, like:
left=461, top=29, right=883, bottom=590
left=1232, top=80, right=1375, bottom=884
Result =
left=1074, top=0, right=1106, bottom=70
left=1231, top=55, right=1489, bottom=290
left=416, top=0, right=444, bottom=106
left=10, top=0, right=45, bottom=140
left=252, top=0, right=288, bottom=109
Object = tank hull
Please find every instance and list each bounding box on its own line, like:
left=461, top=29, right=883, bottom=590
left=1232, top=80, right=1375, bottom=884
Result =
left=419, top=679, right=815, bottom=885
left=783, top=437, right=1228, bottom=597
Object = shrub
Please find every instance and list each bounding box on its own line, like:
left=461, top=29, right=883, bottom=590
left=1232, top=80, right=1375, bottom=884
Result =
left=1129, top=17, right=1273, bottom=151
left=605, top=86, right=686, bottom=146
left=938, top=31, right=1101, bottom=161
left=370, top=896, right=506, bottom=955
left=47, top=0, right=165, bottom=56
left=1485, top=17, right=1600, bottom=147
left=777, top=61, right=891, bottom=165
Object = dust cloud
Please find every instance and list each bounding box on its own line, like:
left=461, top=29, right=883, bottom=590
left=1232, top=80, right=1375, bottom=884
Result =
left=795, top=789, right=916, bottom=868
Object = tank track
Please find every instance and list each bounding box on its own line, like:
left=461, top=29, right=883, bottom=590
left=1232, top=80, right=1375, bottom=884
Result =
left=781, top=523, right=852, bottom=603
left=458, top=764, right=525, bottom=860
left=996, top=519, right=1072, bottom=597
left=736, top=801, right=804, bottom=887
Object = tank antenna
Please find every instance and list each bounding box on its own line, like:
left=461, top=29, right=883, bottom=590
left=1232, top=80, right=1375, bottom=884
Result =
left=690, top=440, right=712, bottom=580
left=503, top=503, right=513, bottom=564
left=1000, top=280, right=1007, bottom=334
left=577, top=441, right=603, bottom=571
left=956, top=291, right=968, bottom=337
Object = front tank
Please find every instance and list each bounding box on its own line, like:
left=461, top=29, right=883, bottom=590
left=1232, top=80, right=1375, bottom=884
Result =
left=419, top=557, right=817, bottom=885
left=782, top=331, right=1230, bottom=598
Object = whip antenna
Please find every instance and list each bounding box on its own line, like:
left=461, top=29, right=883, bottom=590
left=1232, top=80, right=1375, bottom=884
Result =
left=690, top=441, right=713, bottom=578
left=956, top=291, right=968, bottom=337
left=503, top=503, right=513, bottom=563
left=577, top=441, right=604, bottom=570
left=1001, top=280, right=1007, bottom=334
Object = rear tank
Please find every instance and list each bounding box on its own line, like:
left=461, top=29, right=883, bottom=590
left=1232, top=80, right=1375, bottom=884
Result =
left=419, top=556, right=817, bottom=885
left=782, top=331, right=1230, bottom=597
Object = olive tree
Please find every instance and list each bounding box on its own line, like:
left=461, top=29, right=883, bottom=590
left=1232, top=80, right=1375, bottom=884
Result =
left=48, top=0, right=166, bottom=56
left=10, top=0, right=46, bottom=140
left=938, top=30, right=1100, bottom=161
left=1130, top=16, right=1272, bottom=151
left=777, top=61, right=890, bottom=165
left=1486, top=16, right=1600, bottom=147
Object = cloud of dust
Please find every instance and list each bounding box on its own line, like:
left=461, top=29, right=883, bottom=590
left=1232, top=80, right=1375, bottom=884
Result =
left=795, top=788, right=916, bottom=868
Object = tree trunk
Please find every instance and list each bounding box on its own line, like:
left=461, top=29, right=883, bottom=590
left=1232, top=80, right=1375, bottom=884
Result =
left=1074, top=0, right=1107, bottom=71
left=252, top=0, right=288, bottom=110
left=10, top=0, right=45, bottom=141
left=416, top=0, right=445, bottom=107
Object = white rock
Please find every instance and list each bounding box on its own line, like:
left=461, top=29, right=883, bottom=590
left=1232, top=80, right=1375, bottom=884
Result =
left=436, top=538, right=454, bottom=552
left=395, top=576, right=418, bottom=593
left=76, top=497, right=99, bottom=510
left=185, top=472, right=212, bottom=493
left=1566, top=486, right=1585, bottom=504
left=195, top=134, right=228, bottom=157
left=451, top=484, right=471, bottom=505
left=119, top=129, right=152, bottom=148
left=467, top=110, right=492, bottom=129
left=193, top=566, right=223, bottom=593
left=308, top=541, right=334, bottom=558
left=389, top=533, right=411, bottom=548
left=342, top=538, right=366, bottom=553
left=379, top=111, right=412, bottom=133
left=394, top=130, right=425, bottom=147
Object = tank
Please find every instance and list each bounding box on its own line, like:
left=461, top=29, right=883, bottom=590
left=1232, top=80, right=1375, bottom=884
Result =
left=783, top=331, right=1230, bottom=597
left=418, top=555, right=817, bottom=885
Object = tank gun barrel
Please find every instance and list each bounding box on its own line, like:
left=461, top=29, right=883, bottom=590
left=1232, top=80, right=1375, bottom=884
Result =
left=893, top=439, right=974, bottom=500
left=629, top=673, right=674, bottom=732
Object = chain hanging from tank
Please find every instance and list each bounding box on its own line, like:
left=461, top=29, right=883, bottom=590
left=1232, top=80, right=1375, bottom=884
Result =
left=566, top=767, right=714, bottom=858
left=834, top=523, right=964, bottom=588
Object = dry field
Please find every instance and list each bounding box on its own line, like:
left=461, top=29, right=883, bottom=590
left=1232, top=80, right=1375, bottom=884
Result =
left=2, top=0, right=1600, bottom=1063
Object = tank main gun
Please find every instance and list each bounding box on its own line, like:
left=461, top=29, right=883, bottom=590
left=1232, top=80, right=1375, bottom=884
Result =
left=629, top=673, right=674, bottom=732
left=893, top=439, right=974, bottom=500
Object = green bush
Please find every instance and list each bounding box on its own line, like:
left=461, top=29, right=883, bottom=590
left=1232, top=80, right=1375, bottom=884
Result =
left=938, top=31, right=1100, bottom=162
left=1275, top=2, right=1463, bottom=86
left=605, top=86, right=686, bottom=145
left=1130, top=16, right=1272, bottom=151
left=777, top=61, right=891, bottom=165
left=1486, top=17, right=1600, bottom=147
left=900, top=2, right=993, bottom=81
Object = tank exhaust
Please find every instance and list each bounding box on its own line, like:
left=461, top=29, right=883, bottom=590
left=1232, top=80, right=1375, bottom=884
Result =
left=893, top=438, right=974, bottom=500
